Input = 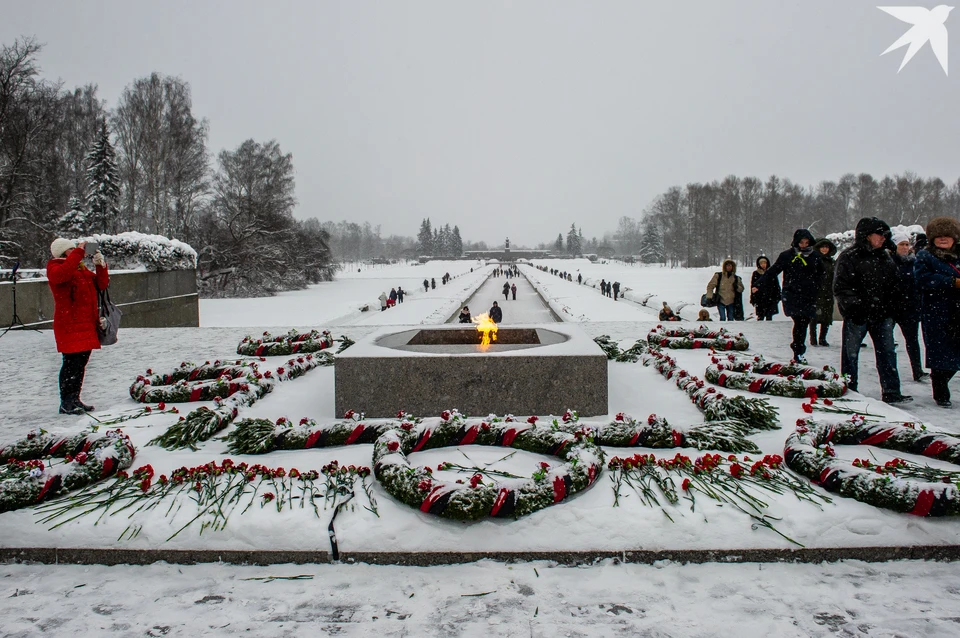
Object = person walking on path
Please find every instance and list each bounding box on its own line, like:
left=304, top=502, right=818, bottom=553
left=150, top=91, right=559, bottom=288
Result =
left=750, top=256, right=780, bottom=321
left=891, top=230, right=927, bottom=382
left=706, top=260, right=745, bottom=321
left=388, top=287, right=397, bottom=308
left=613, top=281, right=620, bottom=301
left=810, top=239, right=838, bottom=346
left=915, top=216, right=960, bottom=407
left=577, top=273, right=582, bottom=284
left=423, top=278, right=429, bottom=292
left=834, top=217, right=912, bottom=404
left=379, top=291, right=388, bottom=312
left=458, top=306, right=472, bottom=324
left=489, top=301, right=503, bottom=324
left=511, top=283, right=517, bottom=300
left=397, top=286, right=404, bottom=303
left=502, top=282, right=510, bottom=301
left=431, top=278, right=436, bottom=290
left=760, top=229, right=825, bottom=363
left=600, top=279, right=606, bottom=297
left=47, top=238, right=109, bottom=415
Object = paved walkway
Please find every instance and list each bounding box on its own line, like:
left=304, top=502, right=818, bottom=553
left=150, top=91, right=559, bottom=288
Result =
left=453, top=272, right=556, bottom=324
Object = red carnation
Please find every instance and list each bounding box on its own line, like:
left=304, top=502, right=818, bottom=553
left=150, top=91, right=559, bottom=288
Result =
left=158, top=402, right=166, bottom=411
left=527, top=415, right=538, bottom=424
left=440, top=410, right=451, bottom=421
left=729, top=463, right=744, bottom=478
left=387, top=441, right=400, bottom=452
left=802, top=402, right=814, bottom=414
left=681, top=478, right=691, bottom=491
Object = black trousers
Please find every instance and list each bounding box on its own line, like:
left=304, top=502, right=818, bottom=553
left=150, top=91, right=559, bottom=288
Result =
left=791, top=317, right=811, bottom=358
left=932, top=369, right=957, bottom=403
left=897, top=319, right=924, bottom=379
left=809, top=322, right=830, bottom=344
left=59, top=350, right=91, bottom=402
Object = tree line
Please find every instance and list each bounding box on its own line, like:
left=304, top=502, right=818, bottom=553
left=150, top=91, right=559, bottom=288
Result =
left=612, top=174, right=960, bottom=267
left=0, top=37, right=334, bottom=296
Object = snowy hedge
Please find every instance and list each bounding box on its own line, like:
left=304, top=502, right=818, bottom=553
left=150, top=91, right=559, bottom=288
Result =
left=83, top=232, right=197, bottom=272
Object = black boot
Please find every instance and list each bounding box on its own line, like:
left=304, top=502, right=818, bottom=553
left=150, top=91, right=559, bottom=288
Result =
left=809, top=324, right=818, bottom=347
left=76, top=398, right=95, bottom=411
left=59, top=396, right=84, bottom=415
left=818, top=325, right=830, bottom=347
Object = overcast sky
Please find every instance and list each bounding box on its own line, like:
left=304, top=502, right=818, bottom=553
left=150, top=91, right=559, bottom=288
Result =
left=3, top=1, right=959, bottom=246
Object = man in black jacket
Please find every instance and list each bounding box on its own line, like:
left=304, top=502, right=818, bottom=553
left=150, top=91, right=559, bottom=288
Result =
left=834, top=217, right=912, bottom=404
left=489, top=301, right=503, bottom=324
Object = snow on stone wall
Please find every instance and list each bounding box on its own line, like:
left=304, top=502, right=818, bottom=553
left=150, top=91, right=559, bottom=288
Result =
left=85, top=232, right=198, bottom=272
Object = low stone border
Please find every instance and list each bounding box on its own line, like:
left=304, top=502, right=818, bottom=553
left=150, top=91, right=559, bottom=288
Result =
left=3, top=545, right=960, bottom=566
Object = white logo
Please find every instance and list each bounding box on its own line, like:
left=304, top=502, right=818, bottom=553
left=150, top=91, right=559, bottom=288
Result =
left=879, top=5, right=953, bottom=75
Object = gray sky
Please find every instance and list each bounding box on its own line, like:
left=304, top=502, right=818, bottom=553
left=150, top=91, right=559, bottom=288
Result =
left=3, top=1, right=959, bottom=246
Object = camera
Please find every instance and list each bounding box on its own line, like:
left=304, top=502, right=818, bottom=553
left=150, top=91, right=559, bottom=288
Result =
left=84, top=241, right=99, bottom=256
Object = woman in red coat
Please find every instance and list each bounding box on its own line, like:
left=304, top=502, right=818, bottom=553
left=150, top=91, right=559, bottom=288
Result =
left=46, top=238, right=109, bottom=415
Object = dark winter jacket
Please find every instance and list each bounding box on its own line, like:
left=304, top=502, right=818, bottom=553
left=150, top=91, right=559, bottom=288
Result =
left=834, top=218, right=902, bottom=325
left=458, top=309, right=472, bottom=324
left=892, top=253, right=921, bottom=323
left=761, top=229, right=824, bottom=318
left=915, top=216, right=960, bottom=371
left=389, top=289, right=397, bottom=301
left=46, top=248, right=109, bottom=354
left=812, top=239, right=837, bottom=325
left=750, top=256, right=781, bottom=317
left=489, top=304, right=503, bottom=323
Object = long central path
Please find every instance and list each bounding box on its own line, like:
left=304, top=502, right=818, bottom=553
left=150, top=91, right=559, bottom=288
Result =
left=451, top=271, right=557, bottom=324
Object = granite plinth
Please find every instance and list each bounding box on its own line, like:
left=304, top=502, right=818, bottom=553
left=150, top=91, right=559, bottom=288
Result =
left=335, top=325, right=608, bottom=417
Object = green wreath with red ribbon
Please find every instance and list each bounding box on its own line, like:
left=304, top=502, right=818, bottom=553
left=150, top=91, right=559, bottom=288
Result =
left=647, top=325, right=749, bottom=351
left=237, top=329, right=336, bottom=357
left=785, top=416, right=960, bottom=516
left=705, top=354, right=849, bottom=399
left=0, top=429, right=135, bottom=513
left=373, top=412, right=604, bottom=521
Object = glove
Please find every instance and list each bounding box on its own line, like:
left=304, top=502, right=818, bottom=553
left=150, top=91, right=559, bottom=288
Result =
left=93, top=251, right=106, bottom=267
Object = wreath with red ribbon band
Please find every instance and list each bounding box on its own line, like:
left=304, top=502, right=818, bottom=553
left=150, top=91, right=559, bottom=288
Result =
left=237, top=329, right=334, bottom=357
left=647, top=324, right=749, bottom=351
left=705, top=354, right=848, bottom=399
left=785, top=417, right=960, bottom=516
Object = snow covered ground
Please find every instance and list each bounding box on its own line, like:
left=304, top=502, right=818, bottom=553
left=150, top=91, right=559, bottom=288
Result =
left=3, top=559, right=960, bottom=637
left=2, top=258, right=958, bottom=635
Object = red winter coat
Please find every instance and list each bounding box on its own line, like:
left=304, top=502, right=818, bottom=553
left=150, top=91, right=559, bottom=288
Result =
left=46, top=248, right=109, bottom=353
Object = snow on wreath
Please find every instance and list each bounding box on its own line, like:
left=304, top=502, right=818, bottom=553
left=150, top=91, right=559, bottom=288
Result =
left=81, top=232, right=197, bottom=272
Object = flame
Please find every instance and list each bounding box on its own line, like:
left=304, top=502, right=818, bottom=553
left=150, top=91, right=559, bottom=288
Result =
left=472, top=313, right=499, bottom=351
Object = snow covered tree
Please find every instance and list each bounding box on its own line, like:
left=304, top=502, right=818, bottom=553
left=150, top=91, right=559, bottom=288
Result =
left=57, top=196, right=88, bottom=236
left=417, top=218, right=433, bottom=255
left=566, top=224, right=582, bottom=255
left=451, top=225, right=463, bottom=256
left=554, top=233, right=563, bottom=253
left=83, top=119, right=121, bottom=234
left=640, top=220, right=665, bottom=263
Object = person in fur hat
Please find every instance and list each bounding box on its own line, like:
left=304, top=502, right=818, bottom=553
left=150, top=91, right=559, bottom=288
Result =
left=810, top=238, right=838, bottom=346
left=46, top=238, right=109, bottom=415
left=705, top=259, right=744, bottom=321
left=915, top=216, right=960, bottom=407
left=659, top=302, right=681, bottom=322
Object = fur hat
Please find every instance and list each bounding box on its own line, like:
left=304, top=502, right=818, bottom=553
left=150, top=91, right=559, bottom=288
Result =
left=50, top=237, right=76, bottom=258
left=926, top=217, right=960, bottom=244
left=891, top=231, right=911, bottom=246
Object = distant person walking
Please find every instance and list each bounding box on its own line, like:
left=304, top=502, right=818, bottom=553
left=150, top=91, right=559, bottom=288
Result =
left=388, top=287, right=397, bottom=308
left=810, top=239, right=838, bottom=346
left=503, top=282, right=510, bottom=301
left=612, top=281, right=620, bottom=301
left=431, top=278, right=436, bottom=290
left=761, top=229, right=825, bottom=363
left=489, top=301, right=503, bottom=324
left=511, top=283, right=517, bottom=300
left=397, top=286, right=404, bottom=303
left=706, top=260, right=745, bottom=321
left=423, top=278, right=429, bottom=292
left=915, top=217, right=960, bottom=407
left=379, top=291, right=388, bottom=312
left=577, top=273, right=582, bottom=284
left=750, top=255, right=780, bottom=321
left=459, top=306, right=472, bottom=323
left=47, top=238, right=109, bottom=415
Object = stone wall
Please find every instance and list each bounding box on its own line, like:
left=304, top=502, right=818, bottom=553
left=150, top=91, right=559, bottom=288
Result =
left=0, top=270, right=199, bottom=329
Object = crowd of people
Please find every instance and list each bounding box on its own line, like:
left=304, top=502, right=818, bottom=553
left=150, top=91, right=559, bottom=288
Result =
left=736, top=216, right=960, bottom=408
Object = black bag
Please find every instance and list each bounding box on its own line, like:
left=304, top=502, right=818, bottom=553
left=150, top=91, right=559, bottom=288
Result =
left=700, top=293, right=715, bottom=308
left=97, top=288, right=121, bottom=346
left=701, top=272, right=722, bottom=307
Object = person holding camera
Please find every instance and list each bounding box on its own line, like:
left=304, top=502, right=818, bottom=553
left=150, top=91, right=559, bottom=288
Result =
left=46, top=238, right=109, bottom=415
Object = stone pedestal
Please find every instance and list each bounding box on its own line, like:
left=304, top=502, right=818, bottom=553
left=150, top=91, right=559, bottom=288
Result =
left=335, top=324, right=608, bottom=418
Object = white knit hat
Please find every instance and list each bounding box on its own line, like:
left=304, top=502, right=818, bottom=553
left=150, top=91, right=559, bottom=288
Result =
left=891, top=231, right=911, bottom=246
left=50, top=238, right=76, bottom=258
